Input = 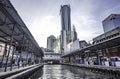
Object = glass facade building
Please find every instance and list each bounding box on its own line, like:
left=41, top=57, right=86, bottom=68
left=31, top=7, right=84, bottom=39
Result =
left=60, top=5, right=72, bottom=53
left=47, top=35, right=56, bottom=51
left=102, top=14, right=120, bottom=33
left=60, top=5, right=71, bottom=31
left=60, top=5, right=78, bottom=53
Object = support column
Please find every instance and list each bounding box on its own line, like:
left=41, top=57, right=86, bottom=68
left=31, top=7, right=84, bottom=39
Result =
left=73, top=55, right=76, bottom=64
left=0, top=43, right=7, bottom=67
left=97, top=49, right=102, bottom=65
left=19, top=51, right=22, bottom=68
left=4, top=24, right=15, bottom=72
left=34, top=54, right=36, bottom=64
left=106, top=48, right=111, bottom=66
left=25, top=40, right=29, bottom=66
left=18, top=35, right=25, bottom=68
left=10, top=46, right=16, bottom=71
left=26, top=51, right=29, bottom=66
left=68, top=56, right=71, bottom=63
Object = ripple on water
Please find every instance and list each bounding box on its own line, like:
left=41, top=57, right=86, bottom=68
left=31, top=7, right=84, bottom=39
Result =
left=36, top=65, right=116, bottom=79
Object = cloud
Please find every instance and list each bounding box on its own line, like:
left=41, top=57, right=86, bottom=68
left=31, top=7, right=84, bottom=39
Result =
left=10, top=0, right=120, bottom=47
left=71, top=0, right=103, bottom=42
left=101, top=5, right=120, bottom=20
left=28, top=15, right=60, bottom=47
left=72, top=14, right=98, bottom=41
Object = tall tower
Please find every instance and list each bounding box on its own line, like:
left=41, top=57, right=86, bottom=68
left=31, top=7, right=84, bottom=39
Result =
left=60, top=5, right=71, bottom=53
left=60, top=5, right=71, bottom=31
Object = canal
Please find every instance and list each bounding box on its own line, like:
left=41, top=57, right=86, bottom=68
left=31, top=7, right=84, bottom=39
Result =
left=31, top=65, right=116, bottom=79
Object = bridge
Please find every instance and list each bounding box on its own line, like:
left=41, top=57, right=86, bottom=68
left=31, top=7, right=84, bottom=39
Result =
left=42, top=49, right=61, bottom=64
left=0, top=0, right=120, bottom=79
left=43, top=54, right=61, bottom=64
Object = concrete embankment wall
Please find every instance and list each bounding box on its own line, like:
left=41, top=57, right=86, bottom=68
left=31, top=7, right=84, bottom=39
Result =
left=61, top=63, right=120, bottom=78
left=0, top=64, right=43, bottom=79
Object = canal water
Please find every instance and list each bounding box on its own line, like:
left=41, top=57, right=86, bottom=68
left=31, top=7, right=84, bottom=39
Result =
left=33, top=65, right=116, bottom=79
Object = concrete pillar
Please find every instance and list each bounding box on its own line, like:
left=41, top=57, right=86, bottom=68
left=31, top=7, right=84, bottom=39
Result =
left=10, top=46, right=16, bottom=71
left=68, top=56, right=71, bottom=63
left=73, top=55, right=76, bottom=64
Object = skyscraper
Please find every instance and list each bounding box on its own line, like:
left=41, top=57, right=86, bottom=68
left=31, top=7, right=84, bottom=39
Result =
left=60, top=5, right=72, bottom=53
left=102, top=14, right=120, bottom=33
left=47, top=35, right=56, bottom=51
left=71, top=25, right=77, bottom=41
left=60, top=5, right=78, bottom=54
left=60, top=5, right=71, bottom=31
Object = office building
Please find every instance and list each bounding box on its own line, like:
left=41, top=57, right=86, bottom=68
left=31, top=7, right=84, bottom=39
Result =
left=47, top=35, right=56, bottom=51
left=53, top=37, right=61, bottom=53
left=102, top=14, right=120, bottom=33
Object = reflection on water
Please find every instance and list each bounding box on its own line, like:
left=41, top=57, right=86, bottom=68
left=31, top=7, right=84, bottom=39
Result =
left=35, top=65, right=116, bottom=79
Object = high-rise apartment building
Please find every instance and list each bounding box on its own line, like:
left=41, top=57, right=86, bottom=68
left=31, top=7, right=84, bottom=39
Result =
left=47, top=35, right=56, bottom=51
left=102, top=14, right=120, bottom=33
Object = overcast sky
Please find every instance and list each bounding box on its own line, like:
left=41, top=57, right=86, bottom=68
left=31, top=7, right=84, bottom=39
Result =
left=10, top=0, right=120, bottom=48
